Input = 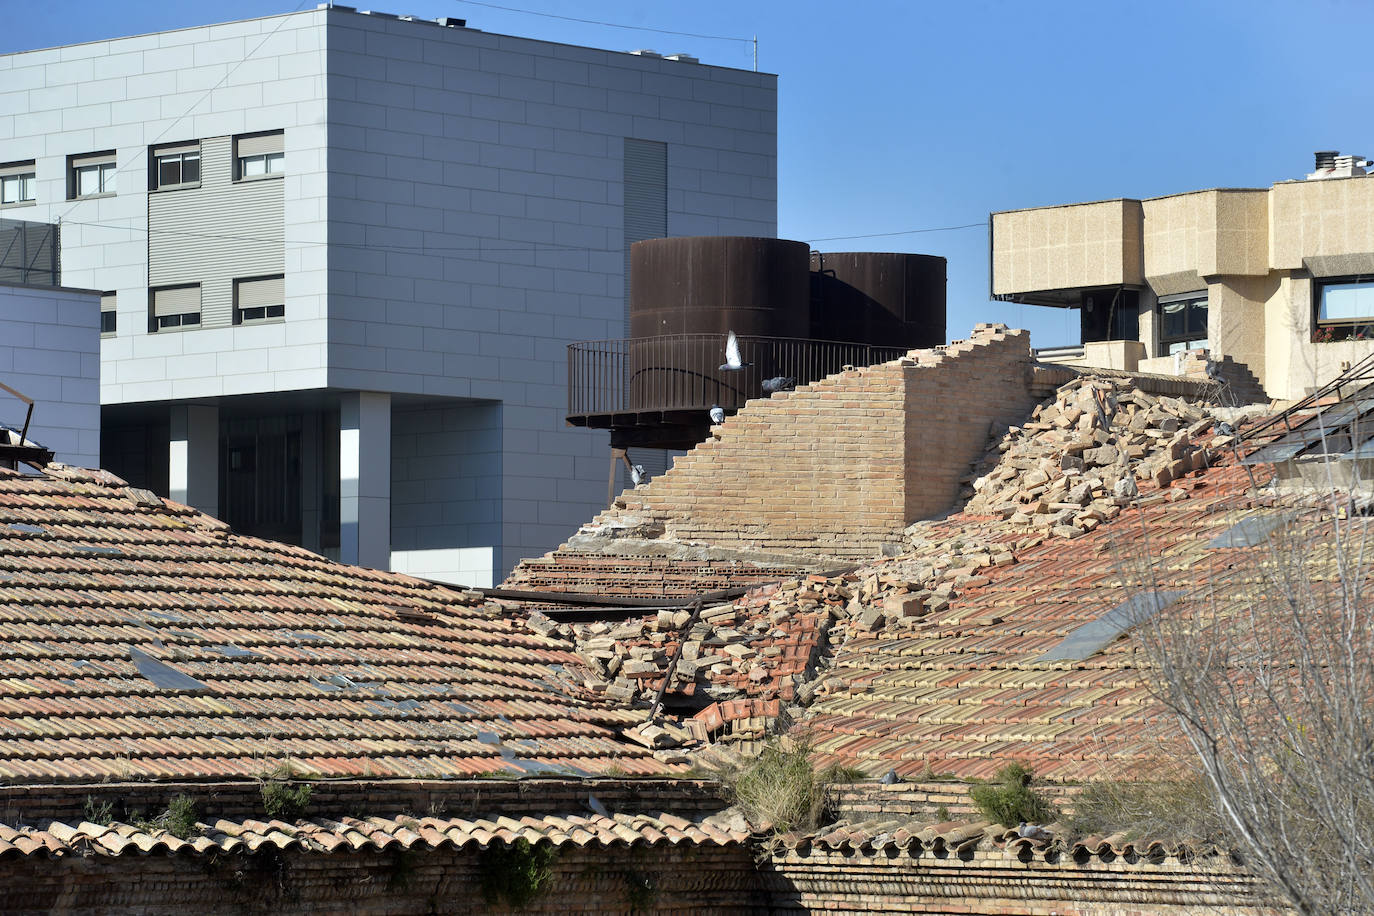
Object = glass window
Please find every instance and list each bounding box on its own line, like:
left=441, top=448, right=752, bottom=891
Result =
left=1318, top=280, right=1374, bottom=323
left=1158, top=293, right=1208, bottom=356
left=100, top=292, right=117, bottom=337
left=150, top=284, right=202, bottom=331
left=71, top=154, right=116, bottom=198
left=234, top=275, right=285, bottom=325
left=1313, top=278, right=1374, bottom=341
left=0, top=164, right=36, bottom=206
left=234, top=131, right=284, bottom=181
left=152, top=146, right=200, bottom=189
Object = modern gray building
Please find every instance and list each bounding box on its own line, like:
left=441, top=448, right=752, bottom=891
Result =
left=0, top=5, right=777, bottom=584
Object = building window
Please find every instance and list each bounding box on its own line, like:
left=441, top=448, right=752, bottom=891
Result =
left=151, top=142, right=200, bottom=190
left=234, top=275, right=285, bottom=324
left=1158, top=292, right=1208, bottom=355
left=150, top=284, right=201, bottom=331
left=1314, top=277, right=1374, bottom=342
left=0, top=161, right=36, bottom=207
left=234, top=131, right=284, bottom=181
left=100, top=292, right=117, bottom=337
left=69, top=152, right=116, bottom=199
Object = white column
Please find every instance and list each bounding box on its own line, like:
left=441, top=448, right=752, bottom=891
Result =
left=169, top=404, right=219, bottom=517
left=339, top=391, right=391, bottom=569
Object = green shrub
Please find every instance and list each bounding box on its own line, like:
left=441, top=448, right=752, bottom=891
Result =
left=82, top=796, right=115, bottom=826
left=969, top=763, right=1057, bottom=827
left=1065, top=775, right=1224, bottom=842
left=260, top=766, right=313, bottom=821
left=479, top=838, right=559, bottom=908
left=161, top=794, right=199, bottom=839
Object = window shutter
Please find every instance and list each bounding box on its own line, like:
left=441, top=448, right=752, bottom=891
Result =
left=153, top=285, right=200, bottom=317
left=237, top=276, right=284, bottom=309
left=72, top=152, right=115, bottom=169
left=153, top=142, right=199, bottom=158
left=100, top=292, right=116, bottom=313
left=237, top=133, right=284, bottom=157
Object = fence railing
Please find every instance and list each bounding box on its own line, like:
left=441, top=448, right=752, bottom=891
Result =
left=568, top=334, right=909, bottom=417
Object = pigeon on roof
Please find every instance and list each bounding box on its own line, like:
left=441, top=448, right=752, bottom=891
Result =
left=1216, top=420, right=1236, bottom=438
left=586, top=793, right=610, bottom=818
left=762, top=376, right=796, bottom=394
left=1114, top=475, right=1139, bottom=501
left=718, top=331, right=751, bottom=371
left=1206, top=359, right=1224, bottom=381
left=709, top=404, right=725, bottom=425
left=629, top=464, right=646, bottom=486
left=1017, top=822, right=1052, bottom=842
left=880, top=768, right=899, bottom=785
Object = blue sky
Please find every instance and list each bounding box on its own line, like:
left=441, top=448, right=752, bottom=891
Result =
left=7, top=0, right=1374, bottom=346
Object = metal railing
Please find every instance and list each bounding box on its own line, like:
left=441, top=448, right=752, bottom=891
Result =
left=568, top=334, right=909, bottom=417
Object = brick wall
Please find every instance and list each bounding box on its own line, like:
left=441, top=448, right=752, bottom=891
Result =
left=761, top=848, right=1270, bottom=915
left=4, top=841, right=763, bottom=915
left=516, top=325, right=1036, bottom=574
left=503, top=552, right=802, bottom=597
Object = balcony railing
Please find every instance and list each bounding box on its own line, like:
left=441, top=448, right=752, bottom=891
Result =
left=567, top=334, right=909, bottom=419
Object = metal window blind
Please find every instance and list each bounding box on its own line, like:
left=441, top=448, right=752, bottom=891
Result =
left=236, top=133, right=283, bottom=157
left=153, top=285, right=200, bottom=317
left=0, top=161, right=35, bottom=179
left=237, top=276, right=284, bottom=309
left=153, top=142, right=199, bottom=158
left=100, top=292, right=116, bottom=313
left=71, top=152, right=115, bottom=169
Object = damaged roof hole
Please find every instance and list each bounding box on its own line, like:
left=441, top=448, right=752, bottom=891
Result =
left=208, top=644, right=258, bottom=658
left=1206, top=514, right=1294, bottom=549
left=1039, top=590, right=1186, bottom=662
left=6, top=523, right=45, bottom=535
left=128, top=645, right=211, bottom=692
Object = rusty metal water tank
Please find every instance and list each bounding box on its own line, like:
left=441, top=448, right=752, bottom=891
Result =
left=630, top=237, right=811, bottom=338
left=809, top=251, right=946, bottom=348
left=628, top=237, right=811, bottom=413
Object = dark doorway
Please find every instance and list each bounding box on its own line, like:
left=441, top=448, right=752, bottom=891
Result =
left=220, top=415, right=302, bottom=544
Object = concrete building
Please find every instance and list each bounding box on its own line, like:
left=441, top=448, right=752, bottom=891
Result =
left=991, top=151, right=1374, bottom=400
left=0, top=5, right=777, bottom=584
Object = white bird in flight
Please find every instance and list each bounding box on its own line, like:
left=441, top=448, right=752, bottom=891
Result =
left=709, top=404, right=725, bottom=425
left=719, top=331, right=751, bottom=371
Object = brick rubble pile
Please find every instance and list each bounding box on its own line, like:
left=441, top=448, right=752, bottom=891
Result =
left=539, top=374, right=1230, bottom=757
left=963, top=376, right=1216, bottom=540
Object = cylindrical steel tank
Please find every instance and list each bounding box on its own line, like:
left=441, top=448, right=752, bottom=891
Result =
left=630, top=236, right=811, bottom=338
left=628, top=237, right=811, bottom=411
left=809, top=251, right=946, bottom=348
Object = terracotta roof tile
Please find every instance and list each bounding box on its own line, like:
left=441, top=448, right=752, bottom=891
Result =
left=0, top=466, right=665, bottom=783
left=802, top=458, right=1294, bottom=779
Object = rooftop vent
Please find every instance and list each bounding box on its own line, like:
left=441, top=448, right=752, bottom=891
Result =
left=1308, top=150, right=1369, bottom=180
left=435, top=16, right=465, bottom=27
left=665, top=53, right=699, bottom=63
left=630, top=49, right=663, bottom=58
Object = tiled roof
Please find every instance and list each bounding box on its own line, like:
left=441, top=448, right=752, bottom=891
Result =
left=0, top=465, right=662, bottom=783
left=0, top=809, right=748, bottom=858
left=773, top=815, right=1223, bottom=862
left=804, top=458, right=1280, bottom=780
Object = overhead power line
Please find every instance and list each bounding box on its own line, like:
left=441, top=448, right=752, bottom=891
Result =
left=806, top=222, right=987, bottom=244
left=453, top=0, right=753, bottom=42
